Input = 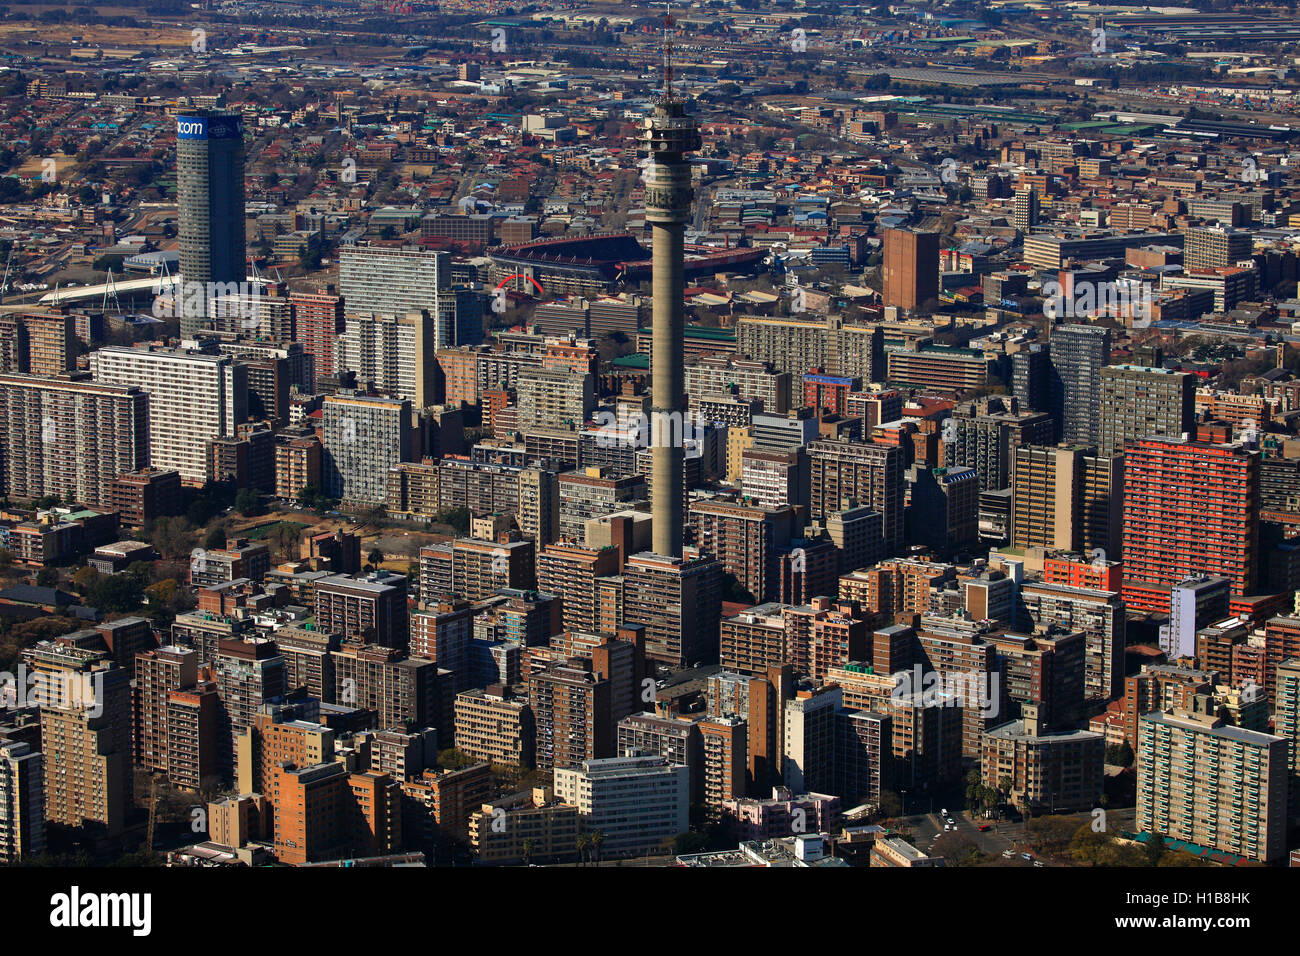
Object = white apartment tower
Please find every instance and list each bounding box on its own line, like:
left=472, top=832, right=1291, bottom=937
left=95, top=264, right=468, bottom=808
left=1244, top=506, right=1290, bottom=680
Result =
left=90, top=345, right=247, bottom=483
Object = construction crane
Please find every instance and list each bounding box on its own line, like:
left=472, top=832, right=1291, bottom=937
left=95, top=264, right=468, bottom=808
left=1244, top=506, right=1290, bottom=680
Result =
left=145, top=774, right=161, bottom=853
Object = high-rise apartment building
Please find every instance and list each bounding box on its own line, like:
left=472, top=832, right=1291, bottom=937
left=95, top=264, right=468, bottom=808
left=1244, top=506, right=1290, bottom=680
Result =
left=90, top=345, right=247, bottom=483
left=553, top=754, right=690, bottom=857
left=981, top=705, right=1103, bottom=813
left=108, top=467, right=183, bottom=530
left=409, top=598, right=475, bottom=678
left=517, top=467, right=560, bottom=547
left=1274, top=659, right=1300, bottom=818
left=1184, top=226, right=1253, bottom=271
left=699, top=716, right=747, bottom=807
left=290, top=289, right=345, bottom=379
left=339, top=246, right=482, bottom=348
left=688, top=497, right=796, bottom=604
left=314, top=572, right=410, bottom=648
left=176, top=111, right=247, bottom=338
left=887, top=342, right=994, bottom=392
left=1011, top=444, right=1122, bottom=561
left=214, top=640, right=286, bottom=781
left=623, top=552, right=722, bottom=667
left=271, top=761, right=402, bottom=865
left=882, top=228, right=939, bottom=312
left=741, top=448, right=808, bottom=512
left=330, top=644, right=439, bottom=728
left=23, top=637, right=133, bottom=838
left=8, top=311, right=76, bottom=376
left=707, top=665, right=794, bottom=795
left=537, top=543, right=621, bottom=635
left=1122, top=436, right=1259, bottom=613
left=617, top=711, right=703, bottom=802
left=558, top=469, right=646, bottom=541
left=1137, top=702, right=1287, bottom=863
left=737, top=316, right=884, bottom=395
left=454, top=686, right=535, bottom=768
left=528, top=659, right=615, bottom=772
left=468, top=790, right=580, bottom=865
left=0, top=741, right=44, bottom=863
left=445, top=537, right=535, bottom=602
left=1097, top=365, right=1196, bottom=458
left=908, top=465, right=979, bottom=558
left=1048, top=324, right=1110, bottom=446
left=685, top=355, right=791, bottom=413
left=1011, top=345, right=1050, bottom=413
left=1018, top=581, right=1126, bottom=704
left=321, top=394, right=412, bottom=505
left=337, top=310, right=441, bottom=408
left=1012, top=186, right=1039, bottom=232
left=339, top=245, right=450, bottom=316
left=782, top=685, right=841, bottom=794
left=0, top=374, right=149, bottom=508
left=944, top=396, right=1054, bottom=492
left=1161, top=576, right=1231, bottom=660
left=807, top=439, right=904, bottom=553
left=133, top=645, right=217, bottom=788
left=515, top=367, right=595, bottom=430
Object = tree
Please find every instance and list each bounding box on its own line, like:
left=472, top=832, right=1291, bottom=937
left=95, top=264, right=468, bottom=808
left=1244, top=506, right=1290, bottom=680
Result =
left=1144, top=832, right=1168, bottom=866
left=297, top=485, right=335, bottom=512
left=86, top=573, right=145, bottom=613
left=203, top=524, right=228, bottom=552
left=673, top=831, right=709, bottom=856
left=576, top=832, right=591, bottom=866
left=720, top=573, right=756, bottom=605
left=1068, top=822, right=1145, bottom=867
left=234, top=488, right=263, bottom=517
left=269, top=523, right=303, bottom=562
left=437, top=748, right=473, bottom=770
left=367, top=547, right=385, bottom=571
left=435, top=507, right=471, bottom=537
left=931, top=831, right=981, bottom=865
left=145, top=578, right=178, bottom=607
left=589, top=829, right=604, bottom=863
left=149, top=517, right=195, bottom=561
left=877, top=790, right=903, bottom=819
left=1106, top=740, right=1134, bottom=768
left=71, top=565, right=100, bottom=594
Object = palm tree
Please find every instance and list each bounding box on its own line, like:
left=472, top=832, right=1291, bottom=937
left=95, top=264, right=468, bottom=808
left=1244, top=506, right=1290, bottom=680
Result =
left=522, top=838, right=535, bottom=866
left=367, top=547, right=384, bottom=572
left=575, top=833, right=590, bottom=866
left=589, top=830, right=604, bottom=864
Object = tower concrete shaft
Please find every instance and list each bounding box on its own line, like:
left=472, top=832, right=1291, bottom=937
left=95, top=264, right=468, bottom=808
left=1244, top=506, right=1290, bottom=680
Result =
left=641, top=92, right=699, bottom=559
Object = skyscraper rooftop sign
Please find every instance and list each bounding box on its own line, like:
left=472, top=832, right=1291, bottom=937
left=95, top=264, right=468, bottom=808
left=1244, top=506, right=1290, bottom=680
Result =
left=176, top=115, right=244, bottom=140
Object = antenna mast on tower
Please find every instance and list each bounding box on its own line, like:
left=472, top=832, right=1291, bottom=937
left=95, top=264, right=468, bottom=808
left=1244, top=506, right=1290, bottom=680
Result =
left=658, top=2, right=676, bottom=101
